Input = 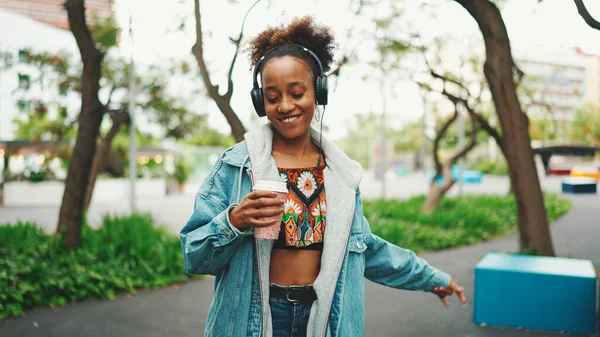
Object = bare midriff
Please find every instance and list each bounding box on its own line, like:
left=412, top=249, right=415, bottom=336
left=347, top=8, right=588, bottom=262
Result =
left=269, top=249, right=321, bottom=286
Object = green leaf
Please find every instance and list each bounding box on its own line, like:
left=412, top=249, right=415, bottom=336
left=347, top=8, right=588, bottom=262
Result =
left=5, top=304, right=23, bottom=317
left=7, top=289, right=23, bottom=303
left=49, top=296, right=67, bottom=306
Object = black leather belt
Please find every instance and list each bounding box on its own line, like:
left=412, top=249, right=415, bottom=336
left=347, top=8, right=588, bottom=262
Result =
left=269, top=284, right=317, bottom=302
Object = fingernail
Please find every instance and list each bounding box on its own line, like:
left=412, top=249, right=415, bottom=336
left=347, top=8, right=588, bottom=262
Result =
left=459, top=287, right=464, bottom=292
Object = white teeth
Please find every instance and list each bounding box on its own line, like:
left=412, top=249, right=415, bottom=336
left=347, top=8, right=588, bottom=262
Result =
left=282, top=116, right=299, bottom=123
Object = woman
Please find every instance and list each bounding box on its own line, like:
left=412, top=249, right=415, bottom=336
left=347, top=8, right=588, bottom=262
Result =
left=180, top=16, right=466, bottom=337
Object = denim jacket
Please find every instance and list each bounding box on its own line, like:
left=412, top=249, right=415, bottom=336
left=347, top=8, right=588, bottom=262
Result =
left=180, top=124, right=451, bottom=337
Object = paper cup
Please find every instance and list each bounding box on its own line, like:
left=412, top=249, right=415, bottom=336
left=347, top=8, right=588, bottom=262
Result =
left=252, top=180, right=287, bottom=240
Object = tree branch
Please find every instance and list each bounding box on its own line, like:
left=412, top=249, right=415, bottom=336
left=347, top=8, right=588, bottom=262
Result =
left=474, top=112, right=503, bottom=149
left=326, top=55, right=349, bottom=77
left=104, top=86, right=116, bottom=110
left=474, top=79, right=485, bottom=105
left=441, top=87, right=505, bottom=152
left=432, top=105, right=459, bottom=180
left=426, top=62, right=506, bottom=152
left=513, top=60, right=524, bottom=87
left=192, top=0, right=218, bottom=97
left=224, top=38, right=240, bottom=101
left=106, top=109, right=130, bottom=140
left=574, top=0, right=600, bottom=30
left=430, top=69, right=468, bottom=95
left=449, top=103, right=479, bottom=165
left=224, top=0, right=262, bottom=100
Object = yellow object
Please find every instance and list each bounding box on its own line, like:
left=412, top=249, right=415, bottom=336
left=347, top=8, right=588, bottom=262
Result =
left=570, top=169, right=600, bottom=181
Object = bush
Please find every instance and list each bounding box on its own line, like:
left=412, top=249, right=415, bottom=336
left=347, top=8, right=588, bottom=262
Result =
left=174, top=157, right=193, bottom=184
left=471, top=158, right=509, bottom=176
left=363, top=193, right=571, bottom=253
left=0, top=214, right=189, bottom=321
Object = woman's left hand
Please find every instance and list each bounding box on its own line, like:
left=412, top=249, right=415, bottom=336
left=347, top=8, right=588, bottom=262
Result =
left=433, top=279, right=467, bottom=307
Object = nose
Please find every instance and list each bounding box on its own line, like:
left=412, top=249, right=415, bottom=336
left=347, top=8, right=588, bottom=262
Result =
left=277, top=95, right=294, bottom=114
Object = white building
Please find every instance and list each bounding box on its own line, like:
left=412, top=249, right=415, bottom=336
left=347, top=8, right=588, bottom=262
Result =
left=0, top=0, right=113, bottom=30
left=513, top=45, right=600, bottom=123
left=0, top=8, right=80, bottom=141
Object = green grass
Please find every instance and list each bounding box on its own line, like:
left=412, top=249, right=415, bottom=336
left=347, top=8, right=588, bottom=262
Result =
left=0, top=214, right=190, bottom=321
left=363, top=193, right=571, bottom=253
left=471, top=158, right=509, bottom=176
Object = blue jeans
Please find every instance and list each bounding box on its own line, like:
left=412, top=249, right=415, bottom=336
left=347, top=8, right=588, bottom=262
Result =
left=269, top=284, right=315, bottom=337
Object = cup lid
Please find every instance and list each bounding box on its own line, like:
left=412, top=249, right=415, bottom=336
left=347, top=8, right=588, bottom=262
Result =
left=253, top=180, right=288, bottom=193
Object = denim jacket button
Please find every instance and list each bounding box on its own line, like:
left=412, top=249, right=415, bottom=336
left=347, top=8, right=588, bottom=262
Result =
left=355, top=241, right=361, bottom=249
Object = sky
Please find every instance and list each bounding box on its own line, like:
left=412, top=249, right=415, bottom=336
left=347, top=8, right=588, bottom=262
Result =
left=112, top=0, right=600, bottom=140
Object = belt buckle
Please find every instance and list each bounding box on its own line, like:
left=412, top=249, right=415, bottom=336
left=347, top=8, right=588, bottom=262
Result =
left=285, top=286, right=302, bottom=302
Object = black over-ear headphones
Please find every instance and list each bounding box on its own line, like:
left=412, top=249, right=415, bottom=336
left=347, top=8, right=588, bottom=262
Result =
left=250, top=44, right=328, bottom=117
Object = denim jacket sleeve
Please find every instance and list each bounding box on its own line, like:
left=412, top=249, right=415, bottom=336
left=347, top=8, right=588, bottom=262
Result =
left=179, top=157, right=253, bottom=276
left=358, top=194, right=451, bottom=292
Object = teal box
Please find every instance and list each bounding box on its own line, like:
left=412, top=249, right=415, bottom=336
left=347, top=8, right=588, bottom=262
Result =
left=429, top=167, right=483, bottom=185
left=474, top=252, right=597, bottom=334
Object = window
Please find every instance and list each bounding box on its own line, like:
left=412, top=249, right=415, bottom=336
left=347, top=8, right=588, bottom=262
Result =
left=18, top=73, right=30, bottom=90
left=18, top=49, right=30, bottom=64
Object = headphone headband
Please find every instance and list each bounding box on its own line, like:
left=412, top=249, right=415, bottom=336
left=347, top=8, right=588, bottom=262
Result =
left=252, top=44, right=325, bottom=89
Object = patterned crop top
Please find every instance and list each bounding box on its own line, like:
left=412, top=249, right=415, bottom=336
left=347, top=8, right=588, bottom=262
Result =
left=272, top=165, right=326, bottom=251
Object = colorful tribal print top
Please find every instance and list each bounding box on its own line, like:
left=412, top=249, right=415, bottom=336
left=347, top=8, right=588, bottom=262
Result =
left=272, top=165, right=326, bottom=251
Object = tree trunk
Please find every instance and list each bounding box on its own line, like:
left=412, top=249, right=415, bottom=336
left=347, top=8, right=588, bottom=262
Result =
left=423, top=164, right=456, bottom=213
left=213, top=94, right=246, bottom=142
left=83, top=141, right=104, bottom=210
left=1, top=153, right=7, bottom=205
left=104, top=151, right=124, bottom=176
left=455, top=0, right=555, bottom=256
left=56, top=0, right=105, bottom=250
left=192, top=0, right=246, bottom=142
left=83, top=110, right=129, bottom=210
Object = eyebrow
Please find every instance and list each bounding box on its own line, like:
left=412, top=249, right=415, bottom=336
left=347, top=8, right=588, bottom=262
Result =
left=264, top=81, right=305, bottom=91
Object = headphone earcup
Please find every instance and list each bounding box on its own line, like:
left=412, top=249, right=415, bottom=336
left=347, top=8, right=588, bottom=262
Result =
left=250, top=87, right=266, bottom=117
left=315, top=75, right=328, bottom=105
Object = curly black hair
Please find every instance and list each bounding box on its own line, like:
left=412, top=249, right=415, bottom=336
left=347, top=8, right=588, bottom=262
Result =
left=246, top=16, right=336, bottom=78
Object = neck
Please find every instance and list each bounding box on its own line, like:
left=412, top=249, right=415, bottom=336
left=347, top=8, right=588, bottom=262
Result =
left=271, top=127, right=316, bottom=158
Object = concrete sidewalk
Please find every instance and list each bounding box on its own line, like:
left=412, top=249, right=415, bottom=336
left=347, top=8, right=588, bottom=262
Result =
left=1, top=192, right=598, bottom=337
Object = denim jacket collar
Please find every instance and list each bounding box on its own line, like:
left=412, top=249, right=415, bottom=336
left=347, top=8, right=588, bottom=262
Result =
left=222, top=141, right=251, bottom=168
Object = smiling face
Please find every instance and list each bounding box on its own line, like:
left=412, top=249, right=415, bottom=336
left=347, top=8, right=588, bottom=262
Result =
left=261, top=56, right=316, bottom=141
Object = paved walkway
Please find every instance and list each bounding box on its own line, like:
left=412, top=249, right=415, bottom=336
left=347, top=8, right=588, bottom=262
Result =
left=0, top=174, right=598, bottom=336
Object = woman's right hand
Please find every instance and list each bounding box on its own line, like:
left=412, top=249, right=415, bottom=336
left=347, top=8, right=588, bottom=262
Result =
left=228, top=191, right=285, bottom=231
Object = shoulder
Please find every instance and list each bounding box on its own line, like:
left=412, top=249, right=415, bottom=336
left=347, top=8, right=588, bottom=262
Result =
left=221, top=141, right=251, bottom=168
left=197, top=142, right=249, bottom=205
left=199, top=141, right=249, bottom=189
left=318, top=135, right=363, bottom=190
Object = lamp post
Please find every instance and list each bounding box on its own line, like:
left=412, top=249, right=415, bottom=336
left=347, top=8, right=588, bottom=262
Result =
left=457, top=104, right=465, bottom=197
left=128, top=10, right=137, bottom=213
left=379, top=77, right=387, bottom=200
